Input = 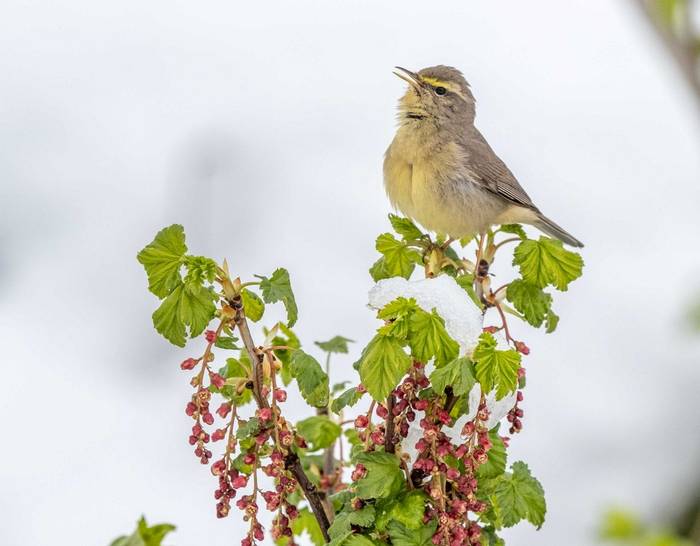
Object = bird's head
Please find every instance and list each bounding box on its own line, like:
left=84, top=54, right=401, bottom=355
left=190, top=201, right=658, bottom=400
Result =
left=393, top=65, right=476, bottom=126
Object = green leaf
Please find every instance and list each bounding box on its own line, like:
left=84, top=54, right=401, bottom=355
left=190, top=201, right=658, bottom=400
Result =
left=386, top=520, right=437, bottom=546
left=375, top=233, right=421, bottom=279
left=329, top=506, right=376, bottom=538
left=506, top=279, right=552, bottom=328
left=358, top=335, right=411, bottom=402
left=296, top=416, right=341, bottom=450
left=257, top=268, right=298, bottom=326
left=408, top=308, right=459, bottom=367
left=455, top=273, right=483, bottom=309
left=315, top=335, right=354, bottom=354
left=137, top=225, right=187, bottom=298
left=241, top=289, right=265, bottom=322
left=480, top=526, right=505, bottom=546
left=353, top=451, right=405, bottom=500
left=493, top=462, right=546, bottom=529
left=374, top=490, right=427, bottom=532
left=183, top=255, right=217, bottom=285
left=220, top=357, right=249, bottom=378
left=289, top=349, right=330, bottom=408
left=152, top=282, right=217, bottom=347
left=477, top=430, right=507, bottom=479
left=331, top=386, right=365, bottom=413
left=429, top=357, right=476, bottom=396
left=513, top=237, right=583, bottom=291
left=545, top=308, right=559, bottom=333
left=369, top=257, right=389, bottom=282
left=473, top=333, right=520, bottom=400
left=290, top=507, right=325, bottom=546
left=110, top=516, right=176, bottom=546
left=377, top=297, right=419, bottom=339
left=389, top=214, right=423, bottom=241
left=237, top=417, right=260, bottom=439
left=498, top=224, right=527, bottom=239
left=214, top=335, right=239, bottom=350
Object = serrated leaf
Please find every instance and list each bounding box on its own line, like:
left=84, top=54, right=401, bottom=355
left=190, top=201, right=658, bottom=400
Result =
left=137, top=225, right=187, bottom=298
left=386, top=520, right=437, bottom=546
left=152, top=282, right=216, bottom=347
left=375, top=233, right=421, bottom=279
left=375, top=490, right=427, bottom=532
left=473, top=333, right=520, bottom=400
left=289, top=349, right=329, bottom=408
left=353, top=451, right=405, bottom=500
left=493, top=462, right=546, bottom=529
left=513, top=237, right=583, bottom=291
left=408, top=308, right=459, bottom=366
left=329, top=506, right=376, bottom=538
left=241, top=289, right=265, bottom=322
left=389, top=214, right=423, bottom=241
left=331, top=386, right=365, bottom=413
left=506, top=279, right=552, bottom=328
left=296, top=415, right=341, bottom=450
left=257, top=268, right=298, bottom=326
left=315, top=335, right=354, bottom=354
left=183, top=255, right=217, bottom=285
left=429, top=357, right=476, bottom=396
left=477, top=430, right=507, bottom=479
left=377, top=297, right=419, bottom=339
left=358, top=335, right=411, bottom=402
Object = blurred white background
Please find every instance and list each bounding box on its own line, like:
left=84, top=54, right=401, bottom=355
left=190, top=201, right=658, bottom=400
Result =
left=1, top=1, right=699, bottom=545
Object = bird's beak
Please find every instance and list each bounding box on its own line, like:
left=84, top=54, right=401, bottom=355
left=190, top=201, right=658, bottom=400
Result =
left=393, top=66, right=422, bottom=90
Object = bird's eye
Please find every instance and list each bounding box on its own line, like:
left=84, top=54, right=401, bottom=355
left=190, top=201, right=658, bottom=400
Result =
left=435, top=86, right=447, bottom=96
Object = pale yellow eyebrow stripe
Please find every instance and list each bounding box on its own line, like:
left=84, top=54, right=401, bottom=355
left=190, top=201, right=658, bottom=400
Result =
left=418, top=76, right=467, bottom=100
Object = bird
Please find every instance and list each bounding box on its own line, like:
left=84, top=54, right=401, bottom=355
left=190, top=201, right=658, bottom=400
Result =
left=384, top=65, right=583, bottom=248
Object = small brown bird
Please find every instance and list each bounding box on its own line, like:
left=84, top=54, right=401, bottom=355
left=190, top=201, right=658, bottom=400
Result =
left=384, top=66, right=583, bottom=247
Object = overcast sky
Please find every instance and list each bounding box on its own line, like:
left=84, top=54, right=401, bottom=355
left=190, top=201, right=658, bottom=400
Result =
left=1, top=1, right=699, bottom=545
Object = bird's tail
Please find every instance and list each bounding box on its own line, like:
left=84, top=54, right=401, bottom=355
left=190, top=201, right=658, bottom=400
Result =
left=533, top=214, right=584, bottom=248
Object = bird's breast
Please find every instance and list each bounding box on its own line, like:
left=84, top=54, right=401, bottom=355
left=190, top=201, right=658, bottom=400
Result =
left=384, top=133, right=505, bottom=237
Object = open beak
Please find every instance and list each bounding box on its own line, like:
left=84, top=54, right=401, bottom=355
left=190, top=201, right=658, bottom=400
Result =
left=393, top=66, right=422, bottom=90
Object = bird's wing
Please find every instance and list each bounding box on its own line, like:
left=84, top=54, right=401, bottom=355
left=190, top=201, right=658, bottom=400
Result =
left=464, top=129, right=538, bottom=210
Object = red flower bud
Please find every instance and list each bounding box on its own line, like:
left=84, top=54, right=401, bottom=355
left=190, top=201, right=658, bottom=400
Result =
left=273, top=388, right=287, bottom=402
left=209, top=373, right=225, bottom=389
left=354, top=415, right=369, bottom=429
left=205, top=330, right=217, bottom=343
left=180, top=358, right=198, bottom=370
left=216, top=403, right=232, bottom=418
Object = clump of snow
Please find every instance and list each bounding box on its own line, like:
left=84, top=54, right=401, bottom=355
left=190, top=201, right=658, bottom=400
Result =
left=369, top=276, right=518, bottom=463
left=368, top=275, right=484, bottom=355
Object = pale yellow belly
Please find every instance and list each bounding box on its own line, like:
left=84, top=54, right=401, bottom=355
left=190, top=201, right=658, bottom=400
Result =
left=384, top=145, right=510, bottom=238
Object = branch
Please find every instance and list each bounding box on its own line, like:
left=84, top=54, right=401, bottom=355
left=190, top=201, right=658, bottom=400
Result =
left=230, top=295, right=331, bottom=542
